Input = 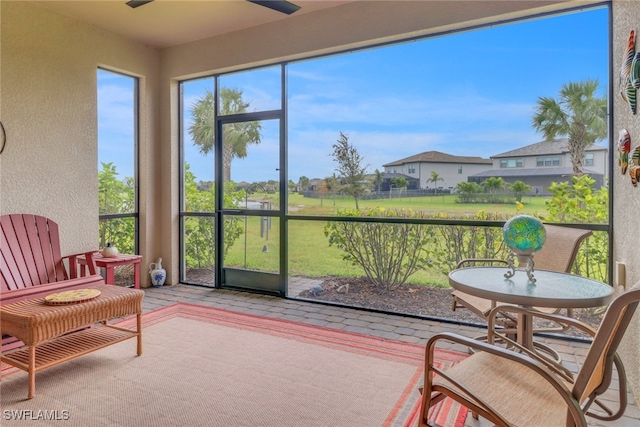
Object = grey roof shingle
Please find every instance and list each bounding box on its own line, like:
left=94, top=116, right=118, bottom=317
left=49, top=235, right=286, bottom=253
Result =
left=491, top=138, right=607, bottom=159
left=383, top=151, right=491, bottom=167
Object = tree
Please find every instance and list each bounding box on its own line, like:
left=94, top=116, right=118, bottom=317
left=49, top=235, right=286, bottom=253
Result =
left=509, top=180, right=533, bottom=202
left=391, top=176, right=408, bottom=196
left=330, top=132, right=370, bottom=209
left=324, top=174, right=341, bottom=206
left=98, top=162, right=135, bottom=253
left=298, top=176, right=310, bottom=191
left=188, top=88, right=262, bottom=182
left=427, top=171, right=444, bottom=194
left=532, top=79, right=607, bottom=175
left=455, top=181, right=482, bottom=203
left=456, top=181, right=482, bottom=194
left=183, top=163, right=244, bottom=268
left=481, top=177, right=507, bottom=193
left=325, top=174, right=340, bottom=192
left=373, top=169, right=384, bottom=194
left=316, top=180, right=328, bottom=206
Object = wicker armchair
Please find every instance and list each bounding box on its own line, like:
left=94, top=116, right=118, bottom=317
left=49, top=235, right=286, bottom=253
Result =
left=419, top=282, right=639, bottom=427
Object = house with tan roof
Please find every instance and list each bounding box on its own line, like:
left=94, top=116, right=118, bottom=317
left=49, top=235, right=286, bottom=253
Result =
left=382, top=151, right=492, bottom=191
left=468, top=139, right=608, bottom=194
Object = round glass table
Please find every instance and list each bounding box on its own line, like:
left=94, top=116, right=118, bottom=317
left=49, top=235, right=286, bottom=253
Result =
left=449, top=267, right=613, bottom=351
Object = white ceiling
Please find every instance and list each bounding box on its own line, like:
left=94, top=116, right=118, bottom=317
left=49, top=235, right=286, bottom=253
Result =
left=33, top=0, right=355, bottom=48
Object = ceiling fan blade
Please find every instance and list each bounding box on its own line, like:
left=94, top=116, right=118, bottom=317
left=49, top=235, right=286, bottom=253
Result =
left=126, top=0, right=154, bottom=9
left=247, top=0, right=301, bottom=15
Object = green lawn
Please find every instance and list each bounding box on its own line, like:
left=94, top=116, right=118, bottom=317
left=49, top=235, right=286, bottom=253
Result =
left=286, top=192, right=549, bottom=217
left=224, top=217, right=452, bottom=286
left=222, top=192, right=552, bottom=288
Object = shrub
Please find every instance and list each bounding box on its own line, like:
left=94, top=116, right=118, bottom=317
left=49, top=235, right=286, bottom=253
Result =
left=542, top=174, right=608, bottom=281
left=424, top=211, right=510, bottom=275
left=98, top=162, right=135, bottom=253
left=324, top=208, right=433, bottom=293
left=183, top=164, right=245, bottom=268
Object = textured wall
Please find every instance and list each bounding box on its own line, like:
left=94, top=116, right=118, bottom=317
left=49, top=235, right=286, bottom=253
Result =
left=613, top=0, right=640, bottom=404
left=0, top=2, right=160, bottom=282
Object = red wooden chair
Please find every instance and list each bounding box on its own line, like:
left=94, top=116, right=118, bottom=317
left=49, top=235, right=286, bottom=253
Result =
left=1, top=214, right=105, bottom=350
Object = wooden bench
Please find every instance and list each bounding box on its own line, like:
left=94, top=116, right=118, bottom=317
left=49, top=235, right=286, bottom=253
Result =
left=1, top=214, right=105, bottom=350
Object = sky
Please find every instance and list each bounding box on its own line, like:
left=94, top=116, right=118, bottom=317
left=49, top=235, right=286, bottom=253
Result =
left=98, top=5, right=609, bottom=185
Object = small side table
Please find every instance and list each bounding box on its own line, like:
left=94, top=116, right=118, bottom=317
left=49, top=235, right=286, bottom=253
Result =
left=78, top=253, right=143, bottom=289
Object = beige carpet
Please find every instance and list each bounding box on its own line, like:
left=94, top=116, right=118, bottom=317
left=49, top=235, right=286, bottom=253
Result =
left=1, top=303, right=467, bottom=426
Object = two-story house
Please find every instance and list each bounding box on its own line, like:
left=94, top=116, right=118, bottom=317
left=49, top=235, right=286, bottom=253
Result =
left=467, top=139, right=608, bottom=194
left=382, top=151, right=493, bottom=191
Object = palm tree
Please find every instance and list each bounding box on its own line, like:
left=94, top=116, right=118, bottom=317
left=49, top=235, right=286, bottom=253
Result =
left=189, top=88, right=262, bottom=182
left=427, top=171, right=444, bottom=194
left=482, top=177, right=507, bottom=193
left=392, top=176, right=408, bottom=188
left=482, top=177, right=507, bottom=203
left=373, top=169, right=384, bottom=194
left=532, top=79, right=607, bottom=175
left=390, top=176, right=408, bottom=197
left=510, top=180, right=533, bottom=202
left=455, top=181, right=482, bottom=194
left=455, top=181, right=482, bottom=203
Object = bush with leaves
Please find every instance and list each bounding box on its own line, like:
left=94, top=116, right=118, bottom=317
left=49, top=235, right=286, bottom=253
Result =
left=324, top=208, right=433, bottom=293
left=455, top=182, right=482, bottom=203
left=542, top=174, right=608, bottom=281
left=424, top=210, right=510, bottom=275
left=98, top=162, right=135, bottom=253
left=481, top=177, right=507, bottom=200
left=183, top=163, right=244, bottom=269
left=455, top=181, right=520, bottom=204
left=510, top=180, right=533, bottom=202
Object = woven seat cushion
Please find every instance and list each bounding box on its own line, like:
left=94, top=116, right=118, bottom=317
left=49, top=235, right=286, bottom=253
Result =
left=433, top=351, right=577, bottom=426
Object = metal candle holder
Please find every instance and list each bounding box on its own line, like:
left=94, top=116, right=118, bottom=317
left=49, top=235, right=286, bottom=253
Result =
left=504, top=250, right=537, bottom=283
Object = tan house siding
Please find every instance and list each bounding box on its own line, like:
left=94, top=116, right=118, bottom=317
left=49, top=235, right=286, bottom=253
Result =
left=383, top=151, right=492, bottom=190
left=491, top=139, right=608, bottom=176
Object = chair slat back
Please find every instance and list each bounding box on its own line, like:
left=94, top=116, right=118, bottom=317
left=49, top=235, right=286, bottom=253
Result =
left=573, top=283, right=640, bottom=404
left=1, top=214, right=68, bottom=292
left=533, top=225, right=592, bottom=273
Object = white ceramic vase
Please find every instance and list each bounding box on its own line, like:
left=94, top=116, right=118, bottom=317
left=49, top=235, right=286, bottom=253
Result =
left=101, top=243, right=119, bottom=258
left=149, top=257, right=166, bottom=287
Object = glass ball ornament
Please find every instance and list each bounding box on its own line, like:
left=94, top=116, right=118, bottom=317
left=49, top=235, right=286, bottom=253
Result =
left=502, top=215, right=546, bottom=283
left=503, top=215, right=546, bottom=255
